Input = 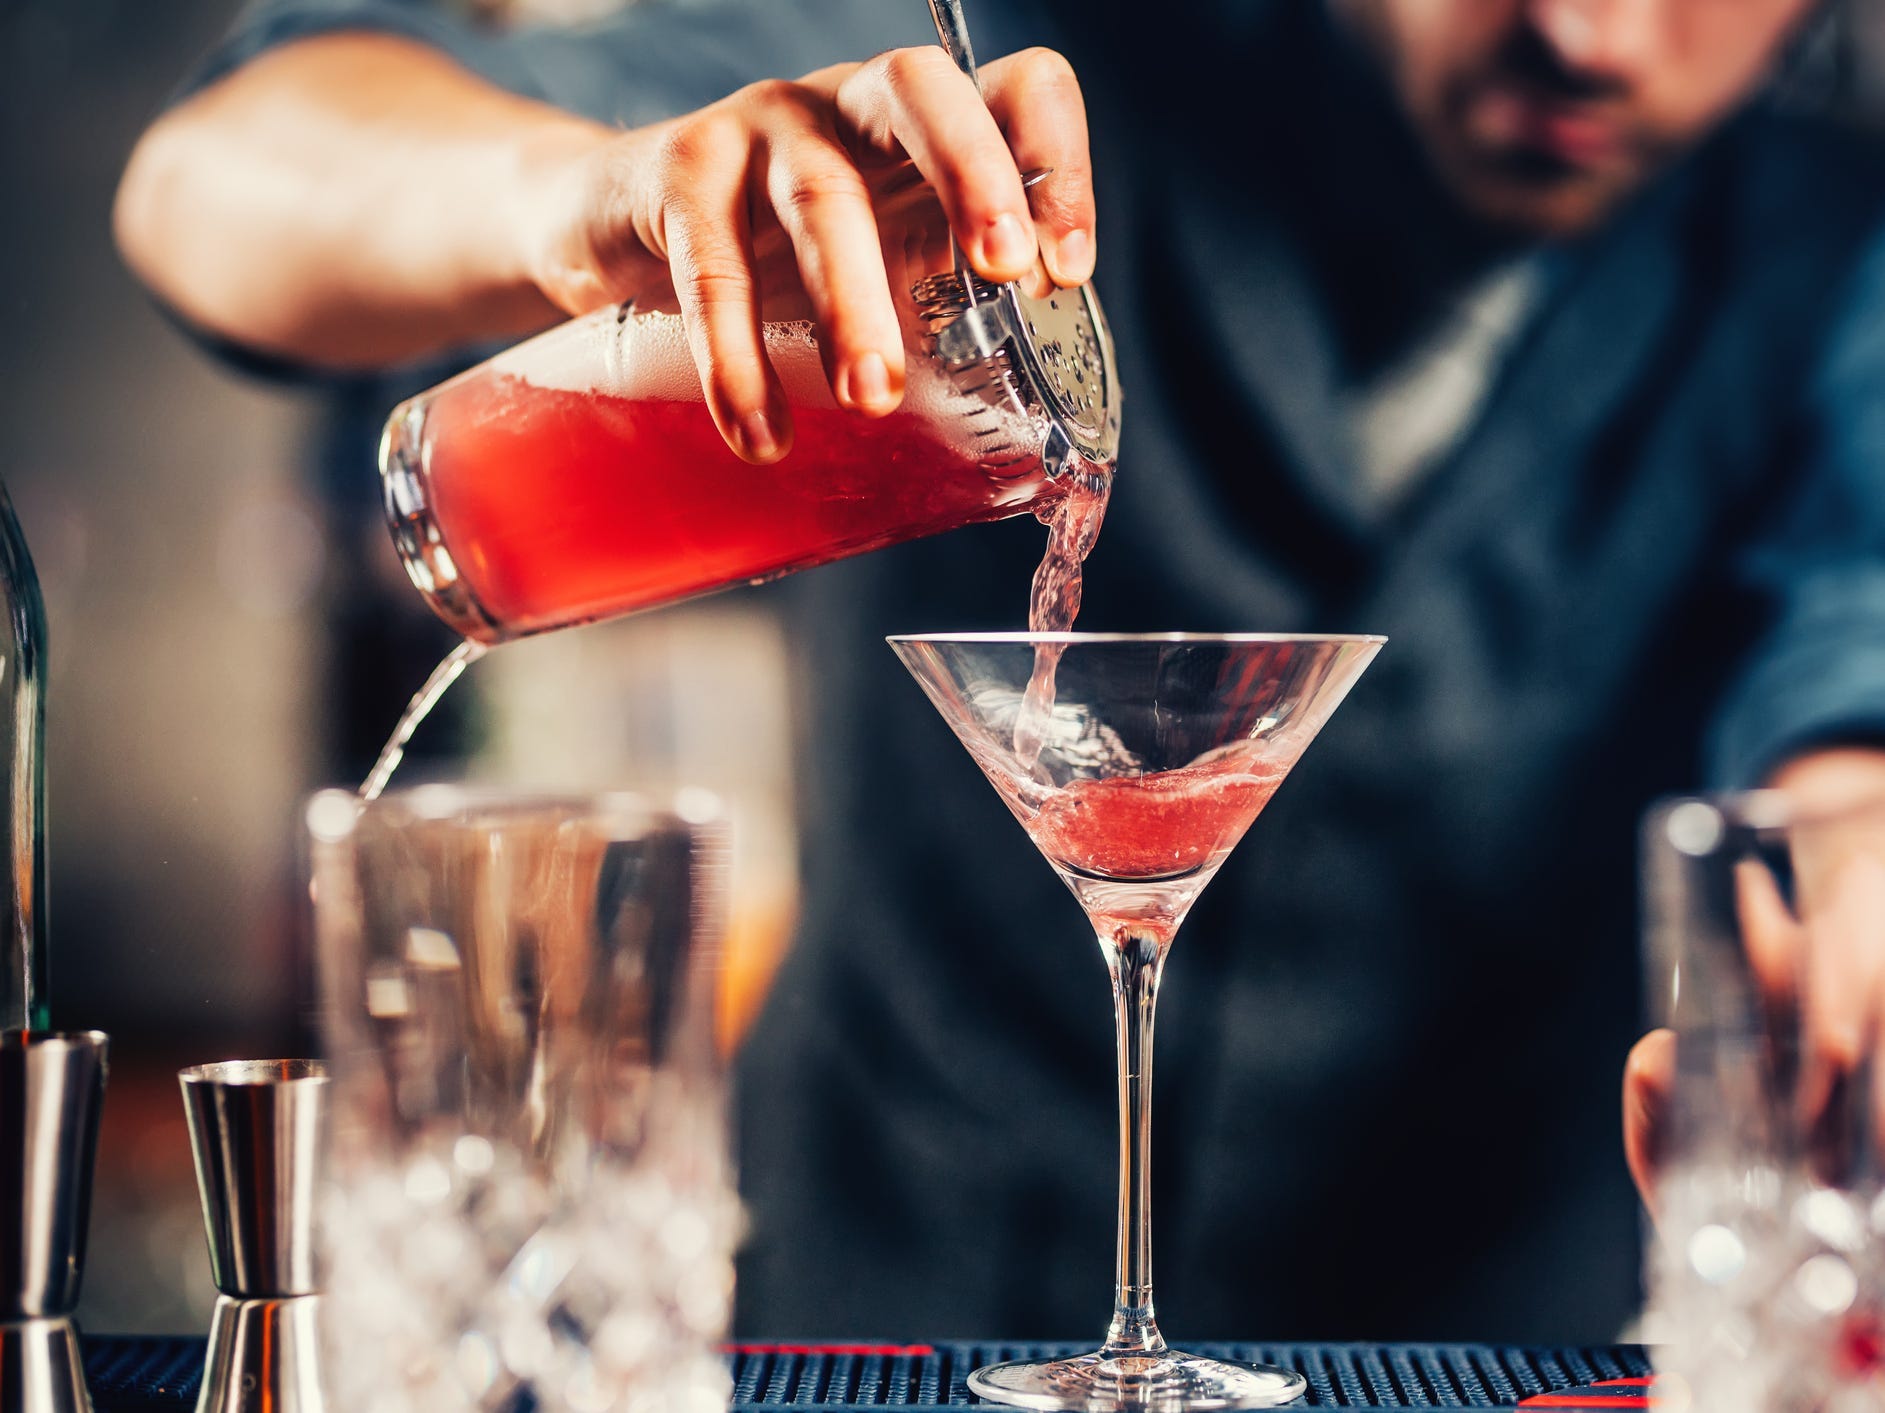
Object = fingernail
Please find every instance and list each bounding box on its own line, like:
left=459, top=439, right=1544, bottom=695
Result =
left=1056, top=228, right=1093, bottom=283
left=849, top=351, right=893, bottom=413
left=981, top=212, right=1033, bottom=275
left=737, top=408, right=780, bottom=462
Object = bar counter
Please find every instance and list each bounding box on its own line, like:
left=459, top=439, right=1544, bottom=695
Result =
left=81, top=1336, right=1652, bottom=1411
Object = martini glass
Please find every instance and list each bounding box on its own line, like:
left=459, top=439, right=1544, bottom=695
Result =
left=888, top=632, right=1383, bottom=1410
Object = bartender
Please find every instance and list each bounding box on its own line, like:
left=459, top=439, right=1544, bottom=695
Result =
left=116, top=0, right=1885, bottom=1340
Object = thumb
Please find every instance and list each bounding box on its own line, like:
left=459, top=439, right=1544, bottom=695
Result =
left=1624, top=1028, right=1677, bottom=1220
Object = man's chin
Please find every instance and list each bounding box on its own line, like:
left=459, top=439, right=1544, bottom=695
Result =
left=1439, top=152, right=1643, bottom=240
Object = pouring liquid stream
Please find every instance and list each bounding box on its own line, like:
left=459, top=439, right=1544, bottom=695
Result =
left=1014, top=465, right=1110, bottom=767
left=359, top=639, right=487, bottom=800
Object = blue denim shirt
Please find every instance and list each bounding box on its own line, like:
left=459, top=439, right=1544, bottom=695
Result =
left=182, top=0, right=1885, bottom=1343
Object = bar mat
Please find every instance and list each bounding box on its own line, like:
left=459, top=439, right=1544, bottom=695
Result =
left=82, top=1336, right=1654, bottom=1410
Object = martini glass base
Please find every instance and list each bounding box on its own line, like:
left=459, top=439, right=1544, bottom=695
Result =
left=967, top=1351, right=1307, bottom=1411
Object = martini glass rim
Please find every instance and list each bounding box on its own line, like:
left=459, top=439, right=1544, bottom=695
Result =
left=886, top=630, right=1387, bottom=647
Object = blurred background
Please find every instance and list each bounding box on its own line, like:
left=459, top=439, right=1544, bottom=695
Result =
left=1, top=0, right=799, bottom=1333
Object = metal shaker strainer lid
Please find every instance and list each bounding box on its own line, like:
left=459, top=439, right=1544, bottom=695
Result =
left=910, top=0, right=1121, bottom=480
left=917, top=270, right=1122, bottom=479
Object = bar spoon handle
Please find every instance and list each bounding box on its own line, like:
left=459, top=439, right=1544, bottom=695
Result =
left=926, top=0, right=982, bottom=91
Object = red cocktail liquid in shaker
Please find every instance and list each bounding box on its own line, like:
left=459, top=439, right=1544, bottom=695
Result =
left=382, top=270, right=1121, bottom=644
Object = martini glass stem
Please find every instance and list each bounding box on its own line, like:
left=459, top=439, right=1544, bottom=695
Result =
left=1101, top=927, right=1169, bottom=1359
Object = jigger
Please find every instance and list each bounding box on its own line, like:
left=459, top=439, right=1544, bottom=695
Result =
left=0, top=1029, right=108, bottom=1413
left=180, top=1060, right=328, bottom=1413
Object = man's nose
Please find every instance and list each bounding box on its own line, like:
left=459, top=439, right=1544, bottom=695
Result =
left=1522, top=0, right=1659, bottom=85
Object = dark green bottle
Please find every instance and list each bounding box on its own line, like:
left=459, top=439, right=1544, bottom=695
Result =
left=0, top=478, right=47, bottom=1031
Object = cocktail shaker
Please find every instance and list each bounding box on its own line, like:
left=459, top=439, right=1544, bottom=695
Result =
left=0, top=1030, right=108, bottom=1413
left=180, top=1060, right=328, bottom=1413
left=380, top=180, right=1119, bottom=645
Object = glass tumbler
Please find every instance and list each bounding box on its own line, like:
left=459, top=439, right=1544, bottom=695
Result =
left=1642, top=790, right=1885, bottom=1408
left=305, top=786, right=733, bottom=1413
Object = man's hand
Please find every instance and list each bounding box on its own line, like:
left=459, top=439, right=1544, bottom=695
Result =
left=1623, top=1025, right=1675, bottom=1217
left=116, top=32, right=1094, bottom=464
left=1624, top=747, right=1885, bottom=1213
left=526, top=48, right=1095, bottom=462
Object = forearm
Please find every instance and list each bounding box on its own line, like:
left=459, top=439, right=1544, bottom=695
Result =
left=114, top=31, right=612, bottom=368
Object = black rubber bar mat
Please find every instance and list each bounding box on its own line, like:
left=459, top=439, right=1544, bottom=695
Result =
left=81, top=1336, right=1655, bottom=1411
